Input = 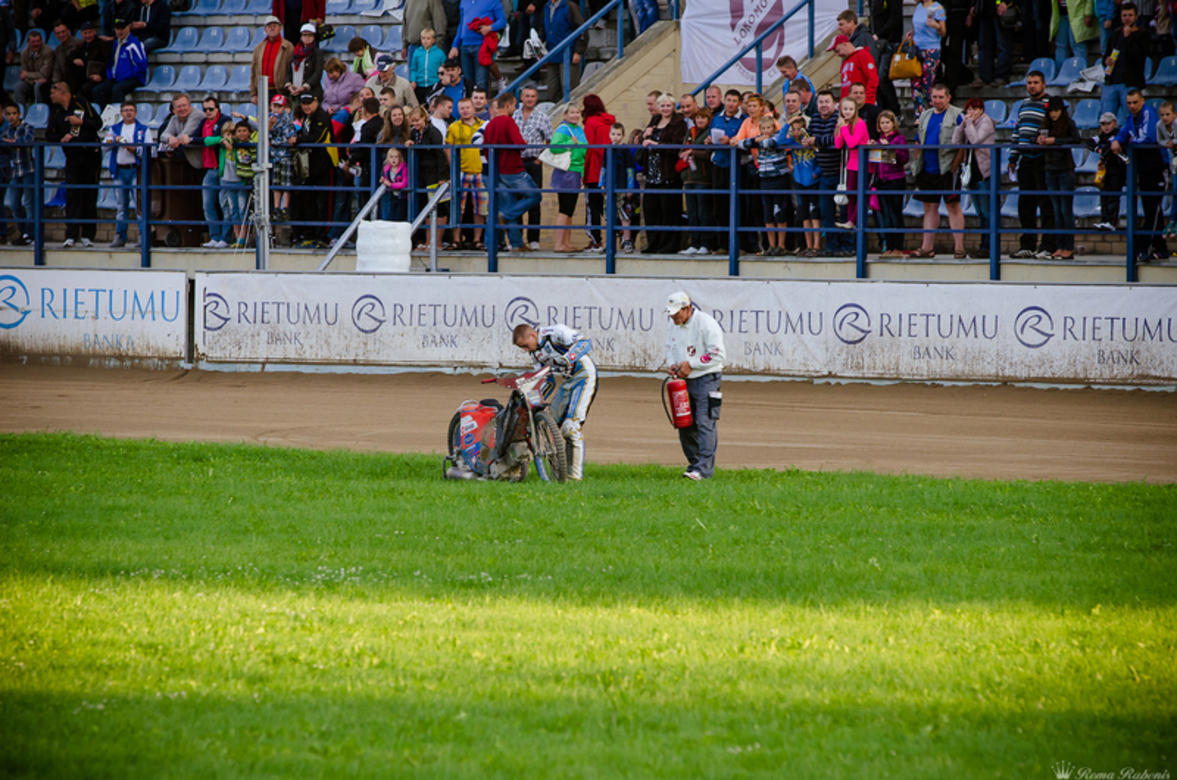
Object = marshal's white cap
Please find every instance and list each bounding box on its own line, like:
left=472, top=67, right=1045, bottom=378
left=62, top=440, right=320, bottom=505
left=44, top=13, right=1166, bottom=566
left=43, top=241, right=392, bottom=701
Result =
left=666, top=291, right=691, bottom=314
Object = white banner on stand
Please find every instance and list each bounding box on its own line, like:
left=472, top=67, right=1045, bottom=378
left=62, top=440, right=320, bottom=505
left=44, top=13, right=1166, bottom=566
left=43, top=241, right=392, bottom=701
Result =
left=194, top=274, right=1177, bottom=385
left=0, top=268, right=188, bottom=359
left=680, top=0, right=843, bottom=86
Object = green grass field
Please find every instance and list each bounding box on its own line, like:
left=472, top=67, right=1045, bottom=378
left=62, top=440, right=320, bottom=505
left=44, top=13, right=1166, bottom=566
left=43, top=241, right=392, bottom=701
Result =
left=2, top=433, right=1175, bottom=779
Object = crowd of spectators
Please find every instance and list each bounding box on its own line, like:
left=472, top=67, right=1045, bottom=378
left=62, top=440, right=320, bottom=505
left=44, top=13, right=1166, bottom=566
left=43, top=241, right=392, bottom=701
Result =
left=0, top=0, right=1172, bottom=260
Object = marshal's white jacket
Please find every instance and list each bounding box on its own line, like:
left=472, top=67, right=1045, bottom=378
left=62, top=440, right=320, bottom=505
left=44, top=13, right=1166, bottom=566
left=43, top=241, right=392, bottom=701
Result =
left=665, top=308, right=725, bottom=377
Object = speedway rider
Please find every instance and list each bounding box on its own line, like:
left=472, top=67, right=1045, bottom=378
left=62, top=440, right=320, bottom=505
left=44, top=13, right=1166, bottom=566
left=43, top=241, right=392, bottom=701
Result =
left=512, top=322, right=598, bottom=481
left=665, top=291, right=725, bottom=481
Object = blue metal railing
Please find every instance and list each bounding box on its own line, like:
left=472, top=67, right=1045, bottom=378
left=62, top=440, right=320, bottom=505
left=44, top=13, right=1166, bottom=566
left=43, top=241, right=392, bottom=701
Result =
left=497, top=0, right=628, bottom=103
left=12, top=139, right=1169, bottom=284
left=690, top=0, right=818, bottom=97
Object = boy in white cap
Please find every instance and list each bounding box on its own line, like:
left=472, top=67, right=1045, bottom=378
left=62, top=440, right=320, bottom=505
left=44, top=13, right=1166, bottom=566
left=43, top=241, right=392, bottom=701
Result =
left=664, top=291, right=725, bottom=480
left=1088, top=112, right=1126, bottom=232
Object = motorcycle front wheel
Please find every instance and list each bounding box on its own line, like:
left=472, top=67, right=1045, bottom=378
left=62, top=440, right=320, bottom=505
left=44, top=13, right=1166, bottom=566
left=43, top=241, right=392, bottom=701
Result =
left=534, top=410, right=568, bottom=483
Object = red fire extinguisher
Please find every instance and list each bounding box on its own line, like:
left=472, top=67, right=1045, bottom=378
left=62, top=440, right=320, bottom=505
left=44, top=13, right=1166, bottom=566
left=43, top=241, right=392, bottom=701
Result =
left=662, top=377, right=693, bottom=429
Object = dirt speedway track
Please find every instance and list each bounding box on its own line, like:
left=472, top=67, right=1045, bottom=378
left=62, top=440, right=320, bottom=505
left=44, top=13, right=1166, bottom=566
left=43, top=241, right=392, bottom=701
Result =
left=1, top=364, right=1175, bottom=484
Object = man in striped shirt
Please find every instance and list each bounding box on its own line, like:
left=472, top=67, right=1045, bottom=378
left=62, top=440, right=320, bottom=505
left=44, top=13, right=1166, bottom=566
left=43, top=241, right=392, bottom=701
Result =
left=1007, top=71, right=1056, bottom=259
left=512, top=85, right=551, bottom=250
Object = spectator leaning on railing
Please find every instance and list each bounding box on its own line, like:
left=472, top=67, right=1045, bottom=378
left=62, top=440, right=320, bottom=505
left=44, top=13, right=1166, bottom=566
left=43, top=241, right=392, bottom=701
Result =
left=159, top=92, right=205, bottom=168
left=1112, top=89, right=1169, bottom=261
left=485, top=92, right=542, bottom=252
left=104, top=101, right=152, bottom=249
left=2, top=103, right=35, bottom=246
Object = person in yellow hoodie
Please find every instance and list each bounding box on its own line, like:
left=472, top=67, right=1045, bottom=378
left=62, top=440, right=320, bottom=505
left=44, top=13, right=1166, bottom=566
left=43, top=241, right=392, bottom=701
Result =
left=1050, top=0, right=1098, bottom=74
left=445, top=96, right=485, bottom=250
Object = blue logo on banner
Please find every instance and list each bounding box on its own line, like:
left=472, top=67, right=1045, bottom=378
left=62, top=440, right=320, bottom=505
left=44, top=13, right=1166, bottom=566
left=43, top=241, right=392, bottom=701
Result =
left=1015, top=306, right=1054, bottom=348
left=0, top=275, right=30, bottom=329
left=834, top=303, right=871, bottom=345
left=352, top=295, right=386, bottom=334
left=505, top=296, right=539, bottom=331
left=203, top=291, right=231, bottom=332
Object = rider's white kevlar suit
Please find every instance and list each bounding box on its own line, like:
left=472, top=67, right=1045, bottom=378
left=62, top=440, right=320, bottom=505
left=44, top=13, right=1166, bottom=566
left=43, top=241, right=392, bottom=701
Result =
left=527, top=323, right=597, bottom=480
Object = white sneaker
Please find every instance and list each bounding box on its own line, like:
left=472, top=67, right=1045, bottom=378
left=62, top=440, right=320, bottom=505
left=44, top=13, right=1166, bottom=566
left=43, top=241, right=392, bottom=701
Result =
left=835, top=221, right=855, bottom=230
left=61, top=238, right=75, bottom=248
left=1033, top=249, right=1053, bottom=259
left=683, top=470, right=704, bottom=480
left=498, top=78, right=509, bottom=93
left=213, top=240, right=231, bottom=249
left=528, top=241, right=541, bottom=251
left=202, top=239, right=219, bottom=248
left=679, top=246, right=699, bottom=255
left=1093, top=222, right=1114, bottom=232
left=80, top=238, right=93, bottom=247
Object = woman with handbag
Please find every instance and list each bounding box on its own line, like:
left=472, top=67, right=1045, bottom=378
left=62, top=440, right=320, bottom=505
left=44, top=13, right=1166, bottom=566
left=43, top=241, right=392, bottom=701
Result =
left=952, top=98, right=998, bottom=258
left=905, top=0, right=947, bottom=119
left=639, top=93, right=688, bottom=254
left=547, top=104, right=588, bottom=252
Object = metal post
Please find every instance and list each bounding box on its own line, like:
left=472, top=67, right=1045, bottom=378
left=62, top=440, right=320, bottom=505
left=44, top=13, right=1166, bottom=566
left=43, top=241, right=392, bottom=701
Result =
left=33, top=145, right=44, bottom=266
left=487, top=150, right=498, bottom=273
left=808, top=0, right=814, bottom=59
left=755, top=46, right=763, bottom=95
left=855, top=145, right=865, bottom=278
left=1126, top=146, right=1136, bottom=283
left=604, top=144, right=616, bottom=274
left=989, top=146, right=1000, bottom=280
left=728, top=146, right=739, bottom=276
left=429, top=210, right=438, bottom=272
left=255, top=79, right=271, bottom=271
left=617, top=3, right=625, bottom=59
left=139, top=148, right=151, bottom=268
left=563, top=47, right=571, bottom=103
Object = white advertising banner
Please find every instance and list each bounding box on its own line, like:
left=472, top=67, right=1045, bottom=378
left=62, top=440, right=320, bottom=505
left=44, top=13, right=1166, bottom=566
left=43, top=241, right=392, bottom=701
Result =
left=680, top=0, right=842, bottom=87
left=195, top=274, right=1177, bottom=385
left=0, top=268, right=188, bottom=359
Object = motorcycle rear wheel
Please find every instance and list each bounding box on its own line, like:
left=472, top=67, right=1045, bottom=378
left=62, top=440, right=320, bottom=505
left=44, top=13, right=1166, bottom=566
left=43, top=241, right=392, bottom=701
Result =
left=534, top=410, right=568, bottom=483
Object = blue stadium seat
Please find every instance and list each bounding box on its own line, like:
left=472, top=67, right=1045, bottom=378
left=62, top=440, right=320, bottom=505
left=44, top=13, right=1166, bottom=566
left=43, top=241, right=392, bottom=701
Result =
left=325, top=25, right=356, bottom=52
left=245, top=0, right=271, bottom=12
left=45, top=147, right=66, bottom=169
left=218, top=0, right=249, bottom=13
left=394, top=63, right=408, bottom=80
left=1011, top=58, right=1055, bottom=86
left=97, top=184, right=120, bottom=211
left=1073, top=98, right=1100, bottom=129
left=1071, top=147, right=1086, bottom=169
left=141, top=64, right=177, bottom=92
left=1048, top=57, right=1083, bottom=86
left=136, top=103, right=154, bottom=124
left=12, top=29, right=20, bottom=49
left=172, top=65, right=204, bottom=92
left=235, top=103, right=258, bottom=119
left=983, top=99, right=1006, bottom=125
left=223, top=26, right=253, bottom=52
left=45, top=186, right=66, bottom=208
left=159, top=26, right=199, bottom=53
left=1151, top=56, right=1177, bottom=86
left=997, top=99, right=1023, bottom=129
left=252, top=27, right=268, bottom=47
left=225, top=64, right=251, bottom=92
left=325, top=0, right=353, bottom=13
left=195, top=26, right=226, bottom=52
left=383, top=25, right=402, bottom=53
left=1076, top=147, right=1101, bottom=173
left=198, top=65, right=229, bottom=92
left=24, top=103, right=49, bottom=129
left=360, top=24, right=384, bottom=47
left=1073, top=186, right=1101, bottom=219
left=1146, top=98, right=1164, bottom=113
left=352, top=0, right=382, bottom=12
left=44, top=29, right=60, bottom=49
left=4, top=66, right=20, bottom=93
left=1144, top=59, right=1155, bottom=82
left=182, top=0, right=222, bottom=14
left=1000, top=193, right=1019, bottom=218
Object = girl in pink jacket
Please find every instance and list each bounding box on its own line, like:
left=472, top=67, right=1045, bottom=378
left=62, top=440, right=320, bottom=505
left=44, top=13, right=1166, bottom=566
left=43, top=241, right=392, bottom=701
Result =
left=833, top=97, right=870, bottom=230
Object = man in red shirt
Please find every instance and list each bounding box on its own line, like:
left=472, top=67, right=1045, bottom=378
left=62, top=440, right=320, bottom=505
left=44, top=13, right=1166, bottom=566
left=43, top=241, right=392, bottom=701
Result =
left=482, top=93, right=542, bottom=251
left=829, top=34, right=878, bottom=105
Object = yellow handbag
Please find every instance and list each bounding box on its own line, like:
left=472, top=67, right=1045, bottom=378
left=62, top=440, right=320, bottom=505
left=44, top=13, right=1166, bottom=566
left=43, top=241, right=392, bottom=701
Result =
left=890, top=41, right=923, bottom=81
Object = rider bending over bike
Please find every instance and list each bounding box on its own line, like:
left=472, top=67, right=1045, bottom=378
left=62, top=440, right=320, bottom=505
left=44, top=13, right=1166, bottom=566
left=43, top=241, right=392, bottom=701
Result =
left=512, top=323, right=598, bottom=481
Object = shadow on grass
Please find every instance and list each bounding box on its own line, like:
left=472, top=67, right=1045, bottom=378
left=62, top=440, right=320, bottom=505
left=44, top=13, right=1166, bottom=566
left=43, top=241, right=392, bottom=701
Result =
left=2, top=689, right=1173, bottom=780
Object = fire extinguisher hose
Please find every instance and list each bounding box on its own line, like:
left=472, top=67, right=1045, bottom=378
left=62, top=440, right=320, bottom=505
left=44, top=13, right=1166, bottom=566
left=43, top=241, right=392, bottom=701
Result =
left=661, top=377, right=674, bottom=427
